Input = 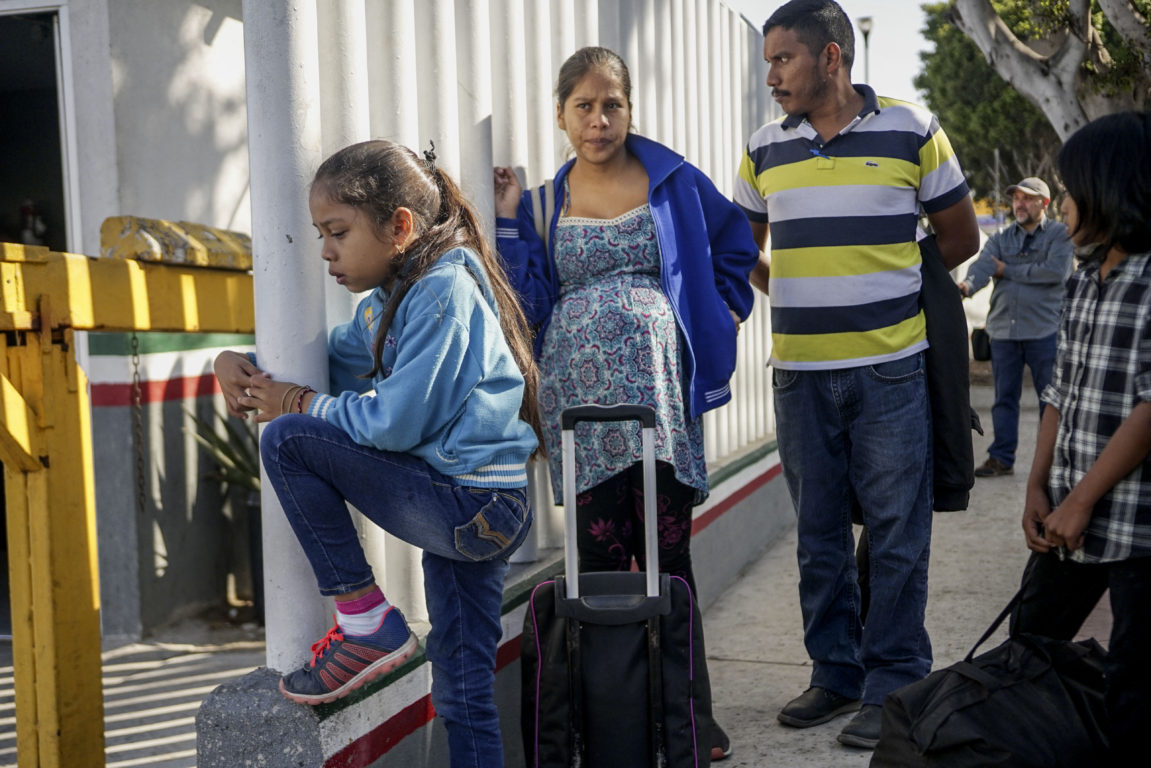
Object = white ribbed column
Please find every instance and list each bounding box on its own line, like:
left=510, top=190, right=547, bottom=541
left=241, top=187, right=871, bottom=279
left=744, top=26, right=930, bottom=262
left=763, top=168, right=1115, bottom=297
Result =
left=577, top=0, right=598, bottom=49
left=637, top=0, right=657, bottom=138
left=367, top=0, right=419, bottom=147
left=655, top=0, right=673, bottom=147
left=318, top=0, right=408, bottom=618
left=490, top=0, right=530, bottom=181
left=363, top=0, right=427, bottom=622
left=318, top=0, right=371, bottom=332
left=455, top=0, right=495, bottom=237
left=701, top=0, right=722, bottom=461
left=597, top=0, right=623, bottom=58
left=550, top=1, right=576, bottom=171
left=242, top=0, right=330, bottom=673
left=670, top=0, right=687, bottom=154
left=511, top=0, right=554, bottom=562
left=616, top=0, right=638, bottom=96
left=525, top=0, right=554, bottom=187
left=415, top=0, right=461, bottom=179
left=694, top=0, right=712, bottom=179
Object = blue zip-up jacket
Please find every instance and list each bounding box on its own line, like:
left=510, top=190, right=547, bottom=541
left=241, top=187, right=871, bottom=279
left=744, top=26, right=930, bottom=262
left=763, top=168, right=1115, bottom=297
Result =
left=306, top=247, right=538, bottom=488
left=495, top=134, right=759, bottom=420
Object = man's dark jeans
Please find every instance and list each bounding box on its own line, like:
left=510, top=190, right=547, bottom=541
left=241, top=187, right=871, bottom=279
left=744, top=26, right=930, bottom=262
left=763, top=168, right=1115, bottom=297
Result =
left=988, top=335, right=1056, bottom=466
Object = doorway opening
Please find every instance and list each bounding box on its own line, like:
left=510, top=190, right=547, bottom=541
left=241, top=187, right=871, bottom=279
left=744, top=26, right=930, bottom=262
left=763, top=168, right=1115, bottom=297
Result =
left=0, top=12, right=66, bottom=251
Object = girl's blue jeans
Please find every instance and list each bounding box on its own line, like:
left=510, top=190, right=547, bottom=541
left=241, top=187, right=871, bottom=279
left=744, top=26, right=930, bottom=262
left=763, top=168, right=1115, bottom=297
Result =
left=260, top=414, right=532, bottom=768
left=773, top=352, right=934, bottom=706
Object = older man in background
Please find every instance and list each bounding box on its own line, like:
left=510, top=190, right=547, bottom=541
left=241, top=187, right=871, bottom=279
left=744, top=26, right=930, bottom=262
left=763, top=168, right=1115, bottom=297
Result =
left=959, top=177, right=1073, bottom=478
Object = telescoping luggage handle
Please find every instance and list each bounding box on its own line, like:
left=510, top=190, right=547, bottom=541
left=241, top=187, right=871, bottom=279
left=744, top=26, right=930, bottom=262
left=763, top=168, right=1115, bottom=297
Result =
left=560, top=404, right=659, bottom=601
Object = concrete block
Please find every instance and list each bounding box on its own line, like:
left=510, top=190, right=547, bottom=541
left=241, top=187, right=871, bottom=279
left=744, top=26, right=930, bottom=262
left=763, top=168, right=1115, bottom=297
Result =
left=197, top=667, right=325, bottom=767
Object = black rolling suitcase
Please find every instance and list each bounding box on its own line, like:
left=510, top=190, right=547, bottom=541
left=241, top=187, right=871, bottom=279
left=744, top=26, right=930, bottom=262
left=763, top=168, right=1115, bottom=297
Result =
left=521, top=404, right=712, bottom=768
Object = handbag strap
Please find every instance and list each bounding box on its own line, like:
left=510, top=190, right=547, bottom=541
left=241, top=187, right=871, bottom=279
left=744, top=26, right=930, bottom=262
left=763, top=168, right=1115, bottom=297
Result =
left=964, top=583, right=1026, bottom=662
left=529, top=179, right=555, bottom=251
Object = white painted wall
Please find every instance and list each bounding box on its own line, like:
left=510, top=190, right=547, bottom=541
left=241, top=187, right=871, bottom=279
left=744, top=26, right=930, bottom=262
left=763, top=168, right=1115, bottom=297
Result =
left=106, top=0, right=251, bottom=236
left=46, top=0, right=778, bottom=668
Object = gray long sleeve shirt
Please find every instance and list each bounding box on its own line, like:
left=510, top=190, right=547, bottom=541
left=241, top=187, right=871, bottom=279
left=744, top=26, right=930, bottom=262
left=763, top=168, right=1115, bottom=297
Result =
left=962, top=216, right=1073, bottom=341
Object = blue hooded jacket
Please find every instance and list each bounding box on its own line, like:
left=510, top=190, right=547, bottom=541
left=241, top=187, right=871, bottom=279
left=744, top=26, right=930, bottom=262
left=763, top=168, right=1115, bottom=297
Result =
left=495, top=134, right=758, bottom=420
left=306, top=247, right=537, bottom=488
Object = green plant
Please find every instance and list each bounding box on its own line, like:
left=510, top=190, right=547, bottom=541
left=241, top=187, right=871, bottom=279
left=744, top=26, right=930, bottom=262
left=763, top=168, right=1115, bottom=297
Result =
left=187, top=408, right=260, bottom=494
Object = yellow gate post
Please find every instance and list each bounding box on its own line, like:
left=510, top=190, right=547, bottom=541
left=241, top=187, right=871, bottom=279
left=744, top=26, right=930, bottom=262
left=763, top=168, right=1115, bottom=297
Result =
left=1, top=230, right=253, bottom=767
left=2, top=321, right=103, bottom=767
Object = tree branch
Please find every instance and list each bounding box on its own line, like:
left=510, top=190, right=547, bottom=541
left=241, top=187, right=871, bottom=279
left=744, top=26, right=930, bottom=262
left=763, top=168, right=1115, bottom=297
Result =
left=1096, top=0, right=1151, bottom=62
left=951, top=0, right=1091, bottom=139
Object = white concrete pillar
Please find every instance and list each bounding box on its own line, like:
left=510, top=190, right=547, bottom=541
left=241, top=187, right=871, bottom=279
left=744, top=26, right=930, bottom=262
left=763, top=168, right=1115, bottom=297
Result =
left=241, top=0, right=330, bottom=673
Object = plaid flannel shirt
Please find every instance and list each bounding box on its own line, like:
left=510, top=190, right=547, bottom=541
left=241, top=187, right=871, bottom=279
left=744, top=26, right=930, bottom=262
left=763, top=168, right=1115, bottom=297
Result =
left=1042, top=250, right=1151, bottom=563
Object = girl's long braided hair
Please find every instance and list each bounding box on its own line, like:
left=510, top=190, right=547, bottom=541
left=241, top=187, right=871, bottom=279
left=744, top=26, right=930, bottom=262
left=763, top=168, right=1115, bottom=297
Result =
left=311, top=140, right=545, bottom=452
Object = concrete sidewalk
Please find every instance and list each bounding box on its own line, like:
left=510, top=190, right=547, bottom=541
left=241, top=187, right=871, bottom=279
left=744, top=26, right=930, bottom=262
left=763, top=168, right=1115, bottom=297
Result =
left=0, top=381, right=1112, bottom=767
left=704, top=380, right=1111, bottom=766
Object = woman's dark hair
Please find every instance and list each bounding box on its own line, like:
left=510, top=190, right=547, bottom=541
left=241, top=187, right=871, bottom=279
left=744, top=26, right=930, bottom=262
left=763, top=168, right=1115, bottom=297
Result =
left=555, top=46, right=632, bottom=110
left=311, top=140, right=545, bottom=450
left=763, top=0, right=855, bottom=70
left=1057, top=111, right=1151, bottom=257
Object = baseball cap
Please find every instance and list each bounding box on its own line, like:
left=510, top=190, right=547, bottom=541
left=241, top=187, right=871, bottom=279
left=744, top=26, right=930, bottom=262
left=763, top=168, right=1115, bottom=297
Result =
left=1006, top=177, right=1051, bottom=201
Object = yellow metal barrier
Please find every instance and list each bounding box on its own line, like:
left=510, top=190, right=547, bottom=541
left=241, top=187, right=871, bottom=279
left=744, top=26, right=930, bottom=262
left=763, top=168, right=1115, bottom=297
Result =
left=1, top=223, right=254, bottom=768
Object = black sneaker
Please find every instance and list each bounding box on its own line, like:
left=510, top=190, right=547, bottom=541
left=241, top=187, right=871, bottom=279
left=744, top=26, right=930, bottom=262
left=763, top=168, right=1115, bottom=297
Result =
left=777, top=687, right=861, bottom=728
left=279, top=609, right=418, bottom=705
left=837, top=704, right=883, bottom=749
left=974, top=457, right=1013, bottom=477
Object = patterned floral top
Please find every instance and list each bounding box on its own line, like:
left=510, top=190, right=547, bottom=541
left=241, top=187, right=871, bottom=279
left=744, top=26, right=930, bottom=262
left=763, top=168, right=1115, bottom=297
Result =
left=539, top=204, right=707, bottom=503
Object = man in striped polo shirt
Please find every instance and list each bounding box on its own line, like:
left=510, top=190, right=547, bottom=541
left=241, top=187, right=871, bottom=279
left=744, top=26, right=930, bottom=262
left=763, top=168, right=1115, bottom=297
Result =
left=734, top=0, right=980, bottom=750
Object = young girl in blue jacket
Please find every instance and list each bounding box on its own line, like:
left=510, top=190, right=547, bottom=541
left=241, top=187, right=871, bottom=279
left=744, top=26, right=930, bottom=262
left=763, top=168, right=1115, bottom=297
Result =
left=493, top=46, right=758, bottom=761
left=214, top=140, right=543, bottom=768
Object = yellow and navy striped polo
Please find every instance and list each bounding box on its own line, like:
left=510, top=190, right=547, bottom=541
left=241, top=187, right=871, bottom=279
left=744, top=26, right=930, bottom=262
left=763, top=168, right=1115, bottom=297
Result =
left=735, top=86, right=969, bottom=370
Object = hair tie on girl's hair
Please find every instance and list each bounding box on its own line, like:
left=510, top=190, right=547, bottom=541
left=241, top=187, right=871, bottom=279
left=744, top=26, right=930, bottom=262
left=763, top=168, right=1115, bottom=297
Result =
left=423, top=141, right=437, bottom=172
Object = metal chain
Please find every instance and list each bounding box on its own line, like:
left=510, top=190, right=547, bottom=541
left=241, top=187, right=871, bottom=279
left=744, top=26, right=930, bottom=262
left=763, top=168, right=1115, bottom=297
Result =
left=130, top=333, right=146, bottom=521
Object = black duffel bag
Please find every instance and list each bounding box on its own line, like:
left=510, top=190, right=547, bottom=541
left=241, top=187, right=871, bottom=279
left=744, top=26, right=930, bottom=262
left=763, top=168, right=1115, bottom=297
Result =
left=871, top=587, right=1109, bottom=767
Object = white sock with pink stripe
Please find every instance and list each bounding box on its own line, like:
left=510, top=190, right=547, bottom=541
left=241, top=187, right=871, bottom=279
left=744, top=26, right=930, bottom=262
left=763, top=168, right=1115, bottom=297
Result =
left=335, top=586, right=390, bottom=636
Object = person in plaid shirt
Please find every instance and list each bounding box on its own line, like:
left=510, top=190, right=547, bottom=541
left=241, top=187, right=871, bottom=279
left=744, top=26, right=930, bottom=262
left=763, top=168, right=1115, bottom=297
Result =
left=1013, top=112, right=1151, bottom=763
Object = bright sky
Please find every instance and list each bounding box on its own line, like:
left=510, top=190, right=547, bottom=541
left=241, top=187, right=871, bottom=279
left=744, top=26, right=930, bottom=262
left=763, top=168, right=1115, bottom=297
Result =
left=723, top=0, right=930, bottom=104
